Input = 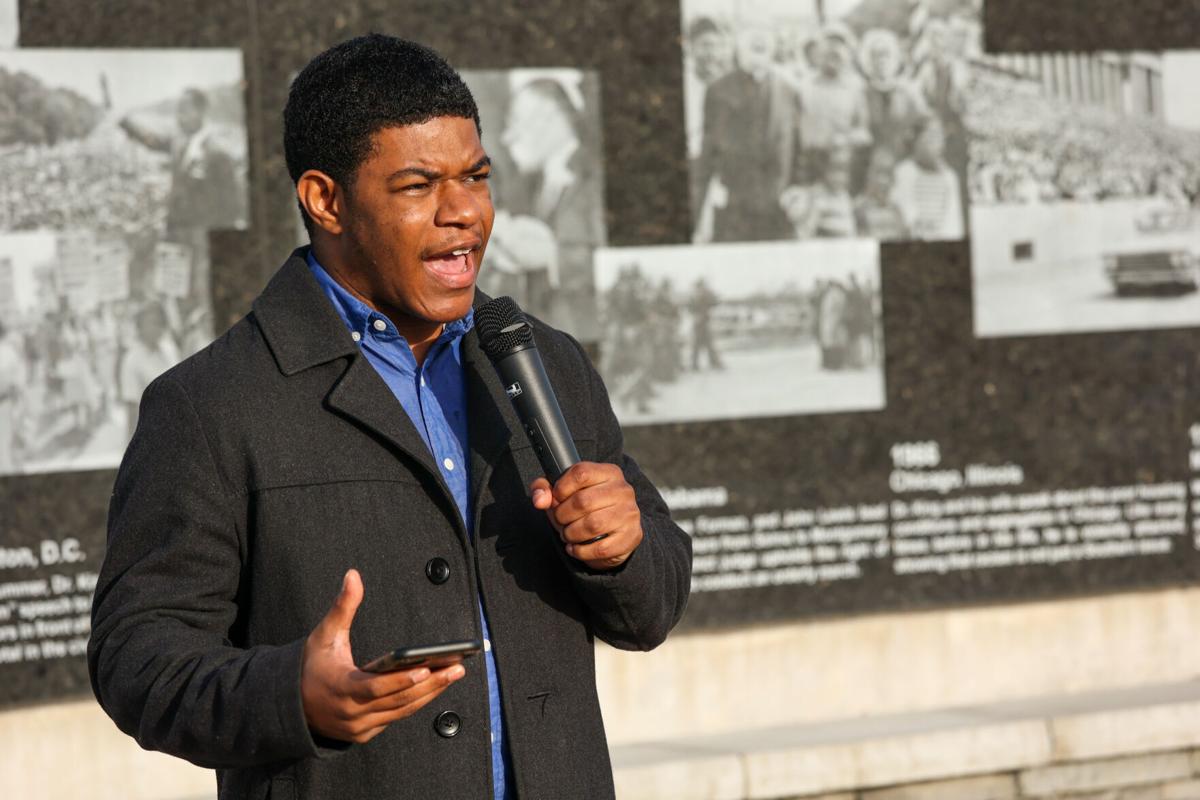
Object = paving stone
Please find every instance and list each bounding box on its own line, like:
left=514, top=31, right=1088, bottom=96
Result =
left=1020, top=753, right=1191, bottom=796
left=1052, top=703, right=1200, bottom=761
left=1161, top=778, right=1200, bottom=799
left=746, top=721, right=1050, bottom=798
left=861, top=773, right=1018, bottom=800
left=859, top=777, right=1017, bottom=800
left=613, top=753, right=745, bottom=800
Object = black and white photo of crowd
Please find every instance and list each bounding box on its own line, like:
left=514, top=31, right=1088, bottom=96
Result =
left=0, top=49, right=247, bottom=476
left=969, top=50, right=1200, bottom=337
left=462, top=69, right=607, bottom=343
left=594, top=239, right=885, bottom=425
left=683, top=0, right=979, bottom=245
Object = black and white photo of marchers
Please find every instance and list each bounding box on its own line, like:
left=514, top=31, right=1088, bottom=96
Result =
left=593, top=239, right=884, bottom=426
left=462, top=69, right=606, bottom=342
left=969, top=51, right=1200, bottom=337
left=683, top=0, right=978, bottom=245
left=0, top=49, right=247, bottom=476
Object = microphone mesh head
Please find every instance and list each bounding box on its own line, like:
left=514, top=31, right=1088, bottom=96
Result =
left=476, top=296, right=534, bottom=361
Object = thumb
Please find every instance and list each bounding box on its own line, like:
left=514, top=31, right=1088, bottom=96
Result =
left=315, top=569, right=363, bottom=645
left=529, top=477, right=554, bottom=510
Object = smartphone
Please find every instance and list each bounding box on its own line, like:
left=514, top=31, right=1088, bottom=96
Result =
left=361, top=639, right=483, bottom=674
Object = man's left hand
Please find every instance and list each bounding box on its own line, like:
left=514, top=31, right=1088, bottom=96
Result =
left=530, top=462, right=644, bottom=571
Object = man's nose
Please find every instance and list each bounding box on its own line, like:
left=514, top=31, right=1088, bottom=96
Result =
left=436, top=181, right=486, bottom=227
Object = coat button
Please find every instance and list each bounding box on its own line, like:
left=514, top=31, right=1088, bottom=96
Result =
left=425, top=557, right=451, bottom=585
left=434, top=710, right=461, bottom=738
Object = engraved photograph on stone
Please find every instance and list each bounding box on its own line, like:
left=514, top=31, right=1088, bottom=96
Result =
left=682, top=0, right=978, bottom=244
left=0, top=49, right=247, bottom=476
left=970, top=51, right=1200, bottom=337
left=593, top=238, right=884, bottom=425
left=461, top=69, right=607, bottom=343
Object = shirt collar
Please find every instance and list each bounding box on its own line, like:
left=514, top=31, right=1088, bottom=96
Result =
left=305, top=248, right=474, bottom=346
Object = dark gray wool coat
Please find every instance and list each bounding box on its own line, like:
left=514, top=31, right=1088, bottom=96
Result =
left=89, top=249, right=693, bottom=800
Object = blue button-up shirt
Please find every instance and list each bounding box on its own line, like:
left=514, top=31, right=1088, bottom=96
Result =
left=308, top=252, right=511, bottom=799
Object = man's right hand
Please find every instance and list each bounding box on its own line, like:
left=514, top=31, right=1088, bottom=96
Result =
left=300, top=569, right=465, bottom=744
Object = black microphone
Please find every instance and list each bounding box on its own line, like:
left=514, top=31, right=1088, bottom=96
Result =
left=476, top=296, right=580, bottom=483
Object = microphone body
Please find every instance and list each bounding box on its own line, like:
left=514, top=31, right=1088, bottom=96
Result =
left=491, top=345, right=580, bottom=483
left=476, top=297, right=580, bottom=483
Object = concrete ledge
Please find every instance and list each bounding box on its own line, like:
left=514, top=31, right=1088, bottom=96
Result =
left=598, top=588, right=1200, bottom=748
left=611, top=679, right=1200, bottom=800
left=0, top=699, right=214, bottom=800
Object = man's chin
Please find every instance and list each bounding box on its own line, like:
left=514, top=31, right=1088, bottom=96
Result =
left=426, top=288, right=477, bottom=323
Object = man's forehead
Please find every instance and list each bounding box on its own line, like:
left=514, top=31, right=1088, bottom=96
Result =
left=365, top=117, right=485, bottom=164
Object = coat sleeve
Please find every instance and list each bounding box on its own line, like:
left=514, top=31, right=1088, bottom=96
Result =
left=556, top=336, right=693, bottom=652
left=88, top=373, right=320, bottom=769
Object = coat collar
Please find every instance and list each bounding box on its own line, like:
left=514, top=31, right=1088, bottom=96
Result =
left=252, top=248, right=359, bottom=377
left=252, top=249, right=518, bottom=520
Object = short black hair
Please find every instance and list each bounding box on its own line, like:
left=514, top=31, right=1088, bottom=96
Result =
left=688, top=16, right=722, bottom=40
left=284, top=34, right=480, bottom=230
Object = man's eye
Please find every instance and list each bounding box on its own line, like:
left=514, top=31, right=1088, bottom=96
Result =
left=402, top=182, right=431, bottom=192
left=465, top=172, right=491, bottom=184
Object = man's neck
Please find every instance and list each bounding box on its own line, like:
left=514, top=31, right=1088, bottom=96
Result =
left=915, top=156, right=944, bottom=173
left=310, top=241, right=445, bottom=365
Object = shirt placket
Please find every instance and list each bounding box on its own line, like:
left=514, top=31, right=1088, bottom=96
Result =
left=419, top=342, right=508, bottom=796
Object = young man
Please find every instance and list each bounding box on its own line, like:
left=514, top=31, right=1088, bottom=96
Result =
left=89, top=35, right=692, bottom=800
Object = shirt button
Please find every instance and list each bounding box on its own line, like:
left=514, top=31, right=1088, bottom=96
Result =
left=443, top=457, right=454, bottom=471
left=484, top=639, right=492, bottom=652
left=434, top=710, right=461, bottom=738
left=373, top=319, right=387, bottom=332
left=420, top=375, right=426, bottom=387
left=425, top=557, right=451, bottom=585
left=351, top=331, right=361, bottom=342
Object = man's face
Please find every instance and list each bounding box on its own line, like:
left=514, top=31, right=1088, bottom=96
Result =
left=137, top=308, right=166, bottom=347
left=176, top=97, right=204, bottom=135
left=502, top=88, right=573, bottom=174
left=915, top=122, right=945, bottom=165
left=736, top=29, right=773, bottom=77
left=340, top=116, right=494, bottom=330
left=692, top=30, right=731, bottom=81
left=867, top=41, right=897, bottom=81
left=867, top=159, right=894, bottom=198
left=819, top=39, right=845, bottom=77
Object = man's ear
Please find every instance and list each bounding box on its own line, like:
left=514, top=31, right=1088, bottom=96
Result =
left=297, top=169, right=345, bottom=235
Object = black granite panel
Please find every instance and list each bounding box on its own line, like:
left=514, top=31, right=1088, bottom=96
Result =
left=2, top=0, right=1199, bottom=709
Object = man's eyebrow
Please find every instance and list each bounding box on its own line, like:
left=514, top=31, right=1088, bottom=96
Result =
left=387, top=166, right=441, bottom=182
left=387, top=156, right=491, bottom=183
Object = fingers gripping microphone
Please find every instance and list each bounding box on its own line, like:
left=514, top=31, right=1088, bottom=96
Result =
left=476, top=297, right=580, bottom=483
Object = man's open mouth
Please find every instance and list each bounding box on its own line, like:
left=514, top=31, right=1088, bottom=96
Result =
left=426, top=247, right=473, bottom=275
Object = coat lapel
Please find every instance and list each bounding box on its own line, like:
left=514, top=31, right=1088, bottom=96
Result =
left=253, top=249, right=453, bottom=505
left=325, top=353, right=446, bottom=482
left=462, top=300, right=519, bottom=518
